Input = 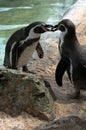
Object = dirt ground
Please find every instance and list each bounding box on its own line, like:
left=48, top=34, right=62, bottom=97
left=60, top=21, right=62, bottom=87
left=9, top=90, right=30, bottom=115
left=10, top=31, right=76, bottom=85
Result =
left=0, top=0, right=86, bottom=129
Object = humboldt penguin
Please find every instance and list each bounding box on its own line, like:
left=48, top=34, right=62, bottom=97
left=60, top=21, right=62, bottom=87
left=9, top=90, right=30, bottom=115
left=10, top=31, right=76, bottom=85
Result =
left=54, top=19, right=86, bottom=98
left=4, top=21, right=52, bottom=72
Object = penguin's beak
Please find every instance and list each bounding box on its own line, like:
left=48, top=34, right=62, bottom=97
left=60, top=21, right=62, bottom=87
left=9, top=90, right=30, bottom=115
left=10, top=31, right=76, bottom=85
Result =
left=51, top=25, right=59, bottom=31
left=42, top=24, right=53, bottom=31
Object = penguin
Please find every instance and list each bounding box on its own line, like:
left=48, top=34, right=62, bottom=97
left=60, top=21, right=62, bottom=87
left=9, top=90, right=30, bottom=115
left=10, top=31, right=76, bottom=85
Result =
left=4, top=21, right=53, bottom=73
left=53, top=19, right=86, bottom=98
left=52, top=22, right=71, bottom=86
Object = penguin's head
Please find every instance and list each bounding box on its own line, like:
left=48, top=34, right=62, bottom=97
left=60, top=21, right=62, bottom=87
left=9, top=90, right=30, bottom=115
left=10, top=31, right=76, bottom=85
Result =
left=33, top=22, right=53, bottom=33
left=25, top=21, right=53, bottom=39
left=26, top=22, right=53, bottom=34
left=53, top=19, right=76, bottom=38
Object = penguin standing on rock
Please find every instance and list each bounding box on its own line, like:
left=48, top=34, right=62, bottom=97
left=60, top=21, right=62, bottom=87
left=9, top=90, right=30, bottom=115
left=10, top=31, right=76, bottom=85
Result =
left=4, top=22, right=52, bottom=73
left=53, top=19, right=86, bottom=99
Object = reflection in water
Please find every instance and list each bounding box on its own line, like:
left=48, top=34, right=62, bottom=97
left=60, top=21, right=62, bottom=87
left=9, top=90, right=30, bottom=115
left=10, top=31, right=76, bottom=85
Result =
left=0, top=24, right=27, bottom=30
left=0, top=7, right=33, bottom=12
left=0, top=38, right=6, bottom=67
left=0, top=0, right=76, bottom=66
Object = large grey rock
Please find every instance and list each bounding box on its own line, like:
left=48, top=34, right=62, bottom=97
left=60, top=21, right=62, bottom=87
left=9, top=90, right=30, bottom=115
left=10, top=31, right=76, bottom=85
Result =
left=0, top=69, right=55, bottom=120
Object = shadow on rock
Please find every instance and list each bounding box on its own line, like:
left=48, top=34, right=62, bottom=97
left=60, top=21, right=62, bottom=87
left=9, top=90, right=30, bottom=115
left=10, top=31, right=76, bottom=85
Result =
left=34, top=116, right=86, bottom=130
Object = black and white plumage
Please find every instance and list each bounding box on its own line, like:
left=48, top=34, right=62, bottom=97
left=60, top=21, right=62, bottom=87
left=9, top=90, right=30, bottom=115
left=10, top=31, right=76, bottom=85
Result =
left=54, top=19, right=86, bottom=98
left=4, top=21, right=52, bottom=72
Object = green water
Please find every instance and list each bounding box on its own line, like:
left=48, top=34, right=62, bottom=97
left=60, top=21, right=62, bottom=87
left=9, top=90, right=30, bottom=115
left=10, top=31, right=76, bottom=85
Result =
left=0, top=0, right=76, bottom=67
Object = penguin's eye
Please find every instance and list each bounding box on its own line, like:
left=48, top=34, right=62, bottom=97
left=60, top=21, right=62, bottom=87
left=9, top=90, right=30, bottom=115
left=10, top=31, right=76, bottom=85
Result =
left=59, top=24, right=66, bottom=32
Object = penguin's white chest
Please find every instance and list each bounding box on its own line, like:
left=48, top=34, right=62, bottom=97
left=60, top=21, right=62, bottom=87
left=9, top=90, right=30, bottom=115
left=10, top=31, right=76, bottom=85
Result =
left=58, top=29, right=67, bottom=55
left=17, top=42, right=38, bottom=68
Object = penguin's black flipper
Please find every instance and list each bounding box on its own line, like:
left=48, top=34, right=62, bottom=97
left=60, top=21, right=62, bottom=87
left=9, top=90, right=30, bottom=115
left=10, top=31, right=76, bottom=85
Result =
left=36, top=42, right=44, bottom=58
left=55, top=57, right=70, bottom=86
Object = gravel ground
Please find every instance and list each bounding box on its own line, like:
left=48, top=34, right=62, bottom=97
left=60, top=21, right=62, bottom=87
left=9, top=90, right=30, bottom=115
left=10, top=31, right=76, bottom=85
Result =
left=0, top=0, right=86, bottom=129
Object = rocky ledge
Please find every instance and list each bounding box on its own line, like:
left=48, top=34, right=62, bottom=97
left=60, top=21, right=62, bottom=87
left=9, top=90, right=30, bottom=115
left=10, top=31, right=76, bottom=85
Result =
left=0, top=69, right=55, bottom=120
left=35, top=116, right=86, bottom=130
left=0, top=0, right=86, bottom=130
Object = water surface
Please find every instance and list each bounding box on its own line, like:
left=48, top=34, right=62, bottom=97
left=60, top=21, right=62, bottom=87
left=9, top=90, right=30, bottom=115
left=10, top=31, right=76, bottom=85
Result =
left=0, top=0, right=76, bottom=66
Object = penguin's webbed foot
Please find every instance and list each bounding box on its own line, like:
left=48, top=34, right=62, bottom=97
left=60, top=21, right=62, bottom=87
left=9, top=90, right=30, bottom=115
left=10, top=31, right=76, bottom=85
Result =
left=23, top=66, right=36, bottom=74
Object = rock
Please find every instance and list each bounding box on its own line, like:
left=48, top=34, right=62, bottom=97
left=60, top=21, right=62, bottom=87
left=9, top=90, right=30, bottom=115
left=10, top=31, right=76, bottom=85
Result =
left=0, top=0, right=86, bottom=129
left=0, top=69, right=55, bottom=120
left=63, top=0, right=86, bottom=26
left=35, top=116, right=86, bottom=130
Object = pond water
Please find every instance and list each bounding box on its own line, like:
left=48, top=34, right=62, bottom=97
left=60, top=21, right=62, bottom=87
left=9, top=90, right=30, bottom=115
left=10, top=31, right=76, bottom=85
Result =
left=0, top=0, right=76, bottom=67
